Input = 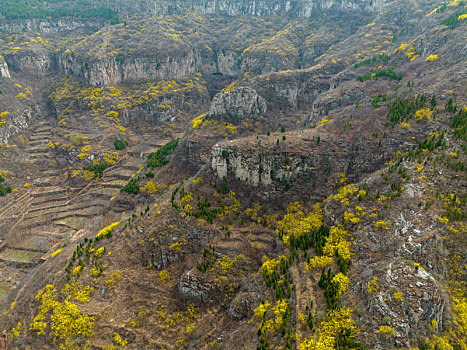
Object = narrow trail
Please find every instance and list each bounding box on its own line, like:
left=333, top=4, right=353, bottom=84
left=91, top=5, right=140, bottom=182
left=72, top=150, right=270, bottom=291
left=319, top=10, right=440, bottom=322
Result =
left=290, top=262, right=316, bottom=320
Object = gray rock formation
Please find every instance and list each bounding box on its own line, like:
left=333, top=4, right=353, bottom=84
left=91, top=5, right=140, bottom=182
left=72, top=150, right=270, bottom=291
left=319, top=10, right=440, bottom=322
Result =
left=56, top=48, right=225, bottom=86
left=4, top=50, right=53, bottom=78
left=210, top=144, right=312, bottom=186
left=228, top=291, right=259, bottom=319
left=152, top=0, right=387, bottom=17
left=179, top=269, right=215, bottom=302
left=0, top=56, right=10, bottom=79
left=361, top=261, right=445, bottom=348
left=0, top=18, right=106, bottom=34
left=0, top=107, right=35, bottom=144
left=208, top=87, right=267, bottom=122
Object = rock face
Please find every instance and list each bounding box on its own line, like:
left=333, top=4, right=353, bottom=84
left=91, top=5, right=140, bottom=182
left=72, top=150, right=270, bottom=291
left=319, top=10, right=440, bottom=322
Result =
left=209, top=134, right=354, bottom=188
left=57, top=52, right=200, bottom=87
left=0, top=107, right=35, bottom=144
left=56, top=48, right=225, bottom=86
left=0, top=56, right=10, bottom=79
left=153, top=0, right=387, bottom=17
left=4, top=50, right=53, bottom=78
left=228, top=291, right=260, bottom=319
left=249, top=63, right=347, bottom=110
left=216, top=50, right=241, bottom=76
left=210, top=144, right=313, bottom=186
left=0, top=0, right=388, bottom=33
left=0, top=18, right=106, bottom=34
left=360, top=261, right=445, bottom=348
left=179, top=269, right=216, bottom=302
left=208, top=87, right=267, bottom=122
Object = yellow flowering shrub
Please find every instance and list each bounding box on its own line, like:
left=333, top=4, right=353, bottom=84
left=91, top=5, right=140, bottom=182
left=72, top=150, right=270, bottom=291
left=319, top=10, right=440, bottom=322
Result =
left=105, top=270, right=122, bottom=286
left=438, top=216, right=449, bottom=224
left=332, top=273, right=350, bottom=297
left=252, top=299, right=289, bottom=332
left=305, top=256, right=334, bottom=270
left=344, top=211, right=360, bottom=224
left=96, top=222, right=119, bottom=239
left=261, top=256, right=284, bottom=275
left=393, top=291, right=403, bottom=301
left=415, top=108, right=433, bottom=121
left=332, top=184, right=358, bottom=204
left=10, top=322, right=21, bottom=340
left=169, top=242, right=182, bottom=251
left=113, top=332, right=128, bottom=347
left=103, top=152, right=118, bottom=165
left=276, top=202, right=323, bottom=245
left=61, top=282, right=93, bottom=303
left=157, top=269, right=170, bottom=284
left=253, top=300, right=272, bottom=319
left=375, top=220, right=391, bottom=230
left=30, top=284, right=96, bottom=346
left=191, top=114, right=206, bottom=128
left=192, top=177, right=204, bottom=184
left=73, top=265, right=83, bottom=276
left=377, top=325, right=397, bottom=336
left=51, top=248, right=63, bottom=258
left=298, top=308, right=357, bottom=350
left=323, top=225, right=351, bottom=260
left=367, top=276, right=379, bottom=293
left=94, top=247, right=105, bottom=258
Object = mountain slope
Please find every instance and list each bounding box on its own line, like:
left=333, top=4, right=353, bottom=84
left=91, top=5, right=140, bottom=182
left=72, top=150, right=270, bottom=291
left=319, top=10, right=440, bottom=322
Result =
left=0, top=0, right=466, bottom=349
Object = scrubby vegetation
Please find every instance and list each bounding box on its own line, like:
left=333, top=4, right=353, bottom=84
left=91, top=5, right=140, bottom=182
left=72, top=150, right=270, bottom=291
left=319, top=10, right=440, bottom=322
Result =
left=0, top=173, right=12, bottom=196
left=147, top=139, right=179, bottom=167
left=113, top=139, right=127, bottom=150
left=354, top=53, right=390, bottom=68
left=82, top=163, right=107, bottom=179
left=121, top=178, right=140, bottom=194
left=442, top=10, right=467, bottom=29
left=386, top=93, right=428, bottom=125
left=356, top=67, right=402, bottom=82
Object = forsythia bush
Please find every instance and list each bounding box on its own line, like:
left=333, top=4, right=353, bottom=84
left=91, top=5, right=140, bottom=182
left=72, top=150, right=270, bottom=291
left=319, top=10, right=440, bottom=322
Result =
left=298, top=308, right=358, bottom=350
left=252, top=299, right=289, bottom=331
left=323, top=225, right=351, bottom=260
left=415, top=108, right=433, bottom=121
left=367, top=276, right=379, bottom=293
left=276, top=202, right=323, bottom=245
left=30, top=284, right=96, bottom=347
left=377, top=325, right=397, bottom=336
left=305, top=256, right=334, bottom=270
left=51, top=248, right=63, bottom=258
left=261, top=256, right=286, bottom=275
left=332, top=273, right=350, bottom=297
left=96, top=222, right=120, bottom=240
left=10, top=322, right=21, bottom=340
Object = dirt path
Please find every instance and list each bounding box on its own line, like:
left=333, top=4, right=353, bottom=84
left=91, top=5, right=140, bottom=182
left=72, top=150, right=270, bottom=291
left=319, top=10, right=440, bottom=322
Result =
left=290, top=262, right=316, bottom=319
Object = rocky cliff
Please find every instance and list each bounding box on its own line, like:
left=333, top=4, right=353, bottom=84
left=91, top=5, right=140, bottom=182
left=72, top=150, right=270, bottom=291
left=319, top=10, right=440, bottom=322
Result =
left=0, top=18, right=106, bottom=34
left=0, top=56, right=10, bottom=78
left=209, top=131, right=353, bottom=192
left=57, top=48, right=223, bottom=86
left=4, top=49, right=54, bottom=79
left=154, top=0, right=387, bottom=17
left=0, top=106, right=36, bottom=144
left=208, top=87, right=267, bottom=121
